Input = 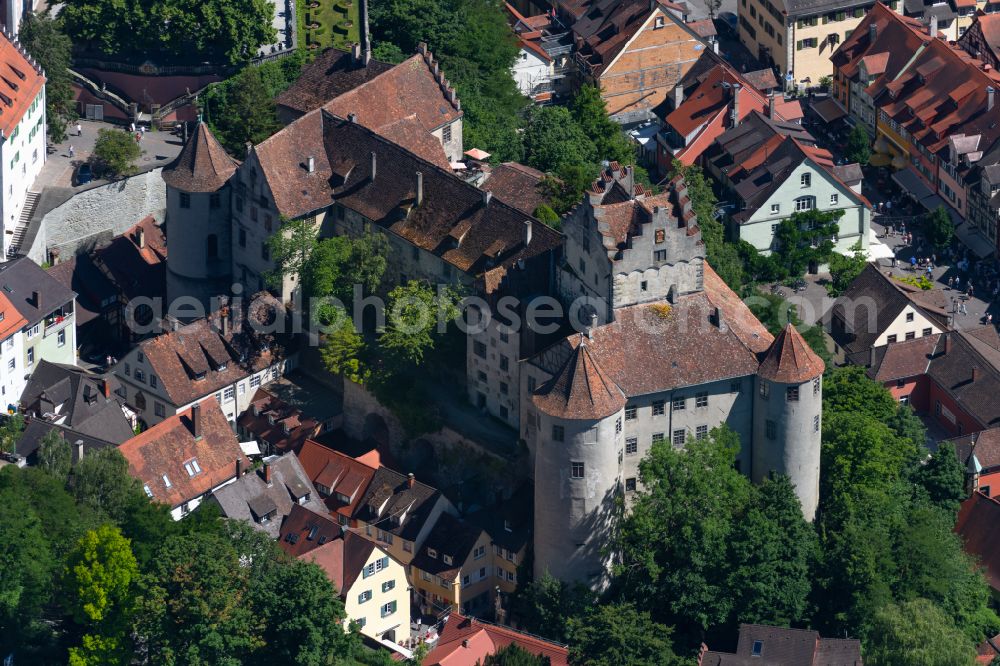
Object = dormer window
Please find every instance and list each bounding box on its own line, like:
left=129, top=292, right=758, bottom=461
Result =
left=427, top=548, right=438, bottom=559
left=183, top=459, right=202, bottom=477
left=504, top=519, right=512, bottom=533
left=162, top=474, right=172, bottom=488
left=654, top=15, right=665, bottom=28
left=751, top=640, right=763, bottom=657
left=143, top=484, right=153, bottom=498
left=267, top=414, right=275, bottom=425
left=335, top=492, right=351, bottom=504
left=443, top=554, right=453, bottom=565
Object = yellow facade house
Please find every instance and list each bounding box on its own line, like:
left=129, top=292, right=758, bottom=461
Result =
left=739, top=0, right=902, bottom=87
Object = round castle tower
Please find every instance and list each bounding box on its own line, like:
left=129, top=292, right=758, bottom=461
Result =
left=751, top=323, right=825, bottom=520
left=162, top=122, right=238, bottom=315
left=531, top=337, right=625, bottom=588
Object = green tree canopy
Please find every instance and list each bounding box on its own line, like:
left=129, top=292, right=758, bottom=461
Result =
left=0, top=412, right=24, bottom=453
left=69, top=448, right=143, bottom=523
left=61, top=0, right=276, bottom=65
left=38, top=428, right=73, bottom=480
left=845, top=124, right=871, bottom=165
left=567, top=602, right=682, bottom=666
left=92, top=129, right=142, bottom=178
left=509, top=573, right=595, bottom=643
left=827, top=242, right=868, bottom=296
left=379, top=281, right=459, bottom=370
left=864, top=599, right=977, bottom=666
left=481, top=643, right=550, bottom=665
left=64, top=525, right=139, bottom=666
left=922, top=206, right=955, bottom=251
left=523, top=106, right=597, bottom=174
left=20, top=12, right=76, bottom=143
left=914, top=442, right=966, bottom=515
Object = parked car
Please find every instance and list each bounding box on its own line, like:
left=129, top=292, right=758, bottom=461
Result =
left=74, top=163, right=93, bottom=186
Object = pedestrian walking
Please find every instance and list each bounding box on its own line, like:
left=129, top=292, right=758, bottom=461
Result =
left=139, top=124, right=145, bottom=136
left=949, top=276, right=954, bottom=289
left=76, top=122, right=82, bottom=137
left=129, top=121, right=135, bottom=133
left=135, top=132, right=141, bottom=144
left=988, top=313, right=994, bottom=325
left=68, top=145, right=74, bottom=158
left=969, top=284, right=975, bottom=298
left=956, top=275, right=962, bottom=290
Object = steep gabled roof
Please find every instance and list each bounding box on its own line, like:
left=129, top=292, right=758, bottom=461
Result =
left=703, top=623, right=862, bottom=665
left=162, top=122, right=239, bottom=192
left=352, top=467, right=443, bottom=541
left=758, top=324, right=825, bottom=384
left=278, top=503, right=345, bottom=557
left=0, top=32, right=45, bottom=137
left=118, top=398, right=247, bottom=509
left=0, top=257, right=77, bottom=327
left=296, top=439, right=377, bottom=520
left=425, top=614, right=569, bottom=666
left=410, top=513, right=485, bottom=580
left=950, top=426, right=1000, bottom=473
left=297, top=525, right=381, bottom=599
left=275, top=47, right=395, bottom=116
left=532, top=339, right=626, bottom=420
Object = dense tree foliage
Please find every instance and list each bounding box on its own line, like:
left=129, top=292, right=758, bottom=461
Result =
left=20, top=12, right=76, bottom=143
left=864, top=599, right=978, bottom=665
left=38, top=428, right=74, bottom=480
left=482, top=644, right=551, bottom=666
left=567, top=603, right=682, bottom=666
left=844, top=124, right=871, bottom=166
left=202, top=54, right=304, bottom=156
left=92, top=129, right=143, bottom=178
left=61, top=0, right=276, bottom=64
left=0, top=455, right=365, bottom=664
left=827, top=242, right=867, bottom=296
left=922, top=206, right=955, bottom=251
left=510, top=573, right=595, bottom=643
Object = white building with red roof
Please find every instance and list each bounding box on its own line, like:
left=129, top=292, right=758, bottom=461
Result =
left=0, top=30, right=46, bottom=258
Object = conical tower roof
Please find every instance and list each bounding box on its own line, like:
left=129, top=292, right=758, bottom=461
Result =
left=532, top=338, right=626, bottom=421
left=758, top=323, right=825, bottom=384
left=162, top=122, right=239, bottom=193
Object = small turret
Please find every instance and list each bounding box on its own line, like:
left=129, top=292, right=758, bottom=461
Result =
left=752, top=324, right=825, bottom=520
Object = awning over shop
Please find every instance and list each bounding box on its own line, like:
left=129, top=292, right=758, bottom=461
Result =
left=892, top=167, right=935, bottom=201
left=813, top=97, right=847, bottom=123
left=953, top=220, right=996, bottom=258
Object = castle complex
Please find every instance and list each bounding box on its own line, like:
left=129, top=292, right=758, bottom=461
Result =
left=160, top=50, right=824, bottom=587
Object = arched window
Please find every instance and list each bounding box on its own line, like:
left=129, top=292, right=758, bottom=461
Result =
left=207, top=234, right=218, bottom=259
left=794, top=196, right=815, bottom=212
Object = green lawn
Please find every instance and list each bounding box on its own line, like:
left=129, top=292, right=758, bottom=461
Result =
left=300, top=0, right=359, bottom=55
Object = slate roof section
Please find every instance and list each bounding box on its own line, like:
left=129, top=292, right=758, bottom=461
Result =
left=211, top=453, right=326, bottom=538
left=278, top=503, right=347, bottom=557
left=352, top=466, right=443, bottom=542
left=274, top=47, right=395, bottom=117
left=467, top=482, right=532, bottom=555
left=296, top=438, right=377, bottom=521
left=162, top=122, right=239, bottom=192
left=0, top=32, right=45, bottom=136
left=46, top=256, right=110, bottom=328
left=425, top=613, right=569, bottom=666
left=781, top=0, right=880, bottom=18
left=253, top=113, right=562, bottom=289
left=297, top=525, right=380, bottom=599
left=15, top=418, right=117, bottom=461
left=532, top=339, right=626, bottom=420
left=0, top=257, right=77, bottom=327
left=758, top=324, right=825, bottom=384
left=119, top=398, right=248, bottom=509
left=410, top=513, right=485, bottom=580
left=925, top=328, right=1000, bottom=429
left=20, top=360, right=134, bottom=443
left=956, top=492, right=1000, bottom=592
left=860, top=334, right=940, bottom=382
left=702, top=623, right=862, bottom=665
left=481, top=162, right=552, bottom=217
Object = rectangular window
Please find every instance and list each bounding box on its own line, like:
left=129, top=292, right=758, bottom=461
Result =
left=443, top=124, right=452, bottom=144
left=813, top=377, right=820, bottom=395
left=210, top=193, right=221, bottom=209
left=625, top=437, right=638, bottom=455
left=731, top=381, right=741, bottom=393
left=151, top=375, right=158, bottom=389
left=923, top=328, right=932, bottom=336
left=261, top=243, right=270, bottom=261
left=57, top=329, right=65, bottom=347
left=787, top=386, right=799, bottom=402
left=906, top=312, right=914, bottom=322
left=26, top=347, right=33, bottom=367
left=250, top=374, right=261, bottom=388
left=135, top=369, right=145, bottom=382
left=615, top=417, right=622, bottom=434
left=905, top=331, right=915, bottom=340
left=239, top=228, right=247, bottom=248
left=887, top=334, right=898, bottom=344
left=654, top=249, right=667, bottom=262
left=771, top=203, right=780, bottom=214
left=474, top=341, right=487, bottom=359
left=759, top=381, right=769, bottom=398
left=766, top=420, right=776, bottom=440
left=652, top=400, right=665, bottom=416
left=358, top=590, right=372, bottom=604
left=672, top=429, right=685, bottom=446
left=625, top=405, right=637, bottom=420
left=180, top=192, right=191, bottom=208
left=800, top=173, right=811, bottom=187
left=672, top=396, right=686, bottom=411
left=696, top=425, right=708, bottom=440
left=830, top=193, right=839, bottom=205
left=625, top=477, right=637, bottom=492
left=571, top=462, right=584, bottom=478
left=223, top=386, right=235, bottom=401
left=552, top=425, right=564, bottom=442
left=154, top=402, right=165, bottom=417
left=695, top=393, right=708, bottom=408
left=499, top=356, right=509, bottom=371
left=814, top=414, right=820, bottom=432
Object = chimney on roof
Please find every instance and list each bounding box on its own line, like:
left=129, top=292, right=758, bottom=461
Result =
left=221, top=310, right=229, bottom=338
left=307, top=156, right=315, bottom=173
left=408, top=472, right=415, bottom=489
left=370, top=151, right=377, bottom=181
left=713, top=306, right=727, bottom=332
left=973, top=366, right=979, bottom=382
left=944, top=334, right=952, bottom=355
left=930, top=14, right=938, bottom=38
left=192, top=402, right=202, bottom=439
left=31, top=290, right=39, bottom=309
left=768, top=90, right=776, bottom=119
left=989, top=86, right=996, bottom=112
left=524, top=219, right=533, bottom=246
left=236, top=457, right=242, bottom=478
left=102, top=378, right=111, bottom=399
left=589, top=312, right=598, bottom=340
left=462, top=639, right=470, bottom=649
left=264, top=460, right=272, bottom=485
left=483, top=189, right=492, bottom=206
left=246, top=141, right=253, bottom=159
left=348, top=112, right=358, bottom=123
left=713, top=38, right=719, bottom=54
left=137, top=226, right=145, bottom=249
left=731, top=83, right=741, bottom=127
left=415, top=171, right=424, bottom=206
left=75, top=440, right=84, bottom=463
left=351, top=42, right=361, bottom=65
left=673, top=83, right=684, bottom=109
left=869, top=22, right=877, bottom=42
left=869, top=345, right=877, bottom=369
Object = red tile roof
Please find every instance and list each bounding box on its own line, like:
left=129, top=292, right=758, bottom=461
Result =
left=278, top=502, right=345, bottom=557
left=162, top=122, right=239, bottom=192
left=0, top=290, right=26, bottom=340
left=296, top=439, right=377, bottom=521
left=118, top=398, right=246, bottom=509
left=274, top=48, right=395, bottom=116
left=956, top=491, right=1000, bottom=592
left=93, top=216, right=167, bottom=302
left=950, top=427, right=1000, bottom=473
left=238, top=389, right=321, bottom=455
left=864, top=334, right=940, bottom=382
left=758, top=324, right=825, bottom=384
left=0, top=33, right=44, bottom=137
left=425, top=614, right=568, bottom=666
left=481, top=162, right=551, bottom=217
left=532, top=338, right=626, bottom=420
left=298, top=528, right=379, bottom=599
